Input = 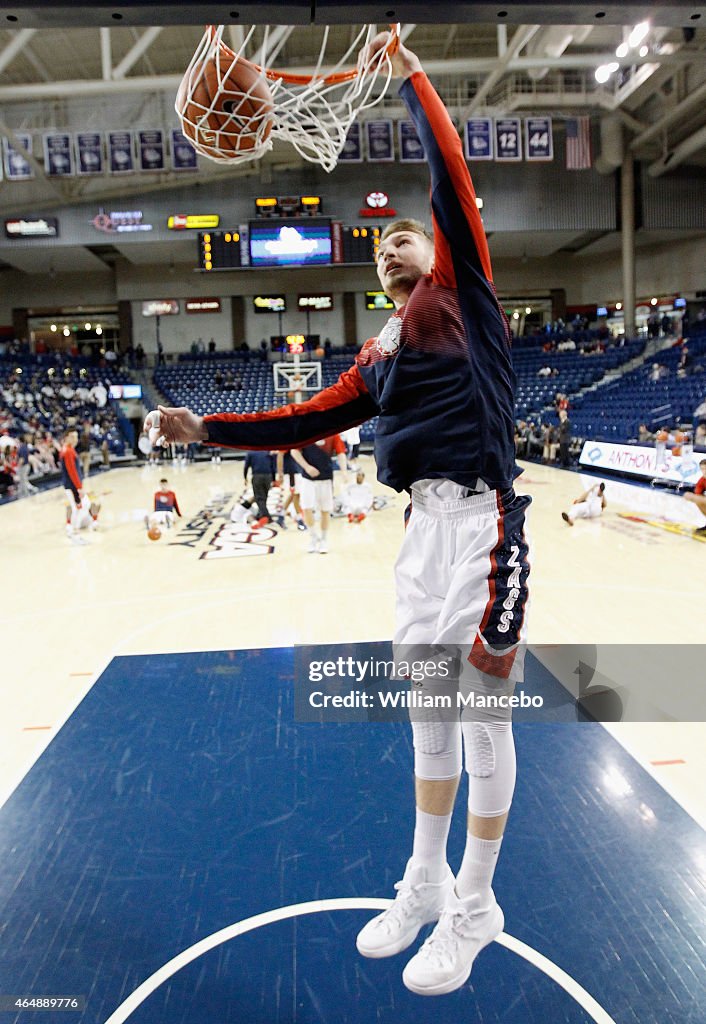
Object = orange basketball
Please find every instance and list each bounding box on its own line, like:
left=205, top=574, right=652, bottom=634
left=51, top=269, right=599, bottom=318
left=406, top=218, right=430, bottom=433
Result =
left=314, top=347, right=325, bottom=358
left=656, top=430, right=669, bottom=443
left=148, top=524, right=162, bottom=542
left=179, top=53, right=274, bottom=158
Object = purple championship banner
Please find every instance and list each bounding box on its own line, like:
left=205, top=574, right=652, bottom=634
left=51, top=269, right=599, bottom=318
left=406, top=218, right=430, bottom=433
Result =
left=525, top=117, right=554, bottom=162
left=107, top=131, right=134, bottom=174
left=75, top=132, right=104, bottom=175
left=398, top=120, right=425, bottom=163
left=138, top=129, right=165, bottom=172
left=4, top=133, right=34, bottom=180
left=495, top=117, right=522, bottom=162
left=137, top=129, right=165, bottom=172
left=338, top=122, right=363, bottom=163
left=365, top=120, right=394, bottom=162
left=171, top=129, right=198, bottom=171
left=464, top=118, right=493, bottom=161
left=44, top=133, right=73, bottom=177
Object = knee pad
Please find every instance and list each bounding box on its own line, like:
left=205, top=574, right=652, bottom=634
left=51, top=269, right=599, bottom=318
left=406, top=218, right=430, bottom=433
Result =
left=412, top=719, right=462, bottom=781
left=462, top=721, right=516, bottom=817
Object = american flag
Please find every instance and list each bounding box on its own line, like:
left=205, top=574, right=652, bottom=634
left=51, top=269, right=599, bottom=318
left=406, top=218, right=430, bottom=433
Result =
left=566, top=116, right=592, bottom=170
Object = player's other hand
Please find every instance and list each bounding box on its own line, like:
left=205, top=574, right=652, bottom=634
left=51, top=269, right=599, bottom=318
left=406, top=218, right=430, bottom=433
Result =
left=360, top=30, right=422, bottom=79
left=156, top=406, right=207, bottom=445
left=305, top=463, right=320, bottom=478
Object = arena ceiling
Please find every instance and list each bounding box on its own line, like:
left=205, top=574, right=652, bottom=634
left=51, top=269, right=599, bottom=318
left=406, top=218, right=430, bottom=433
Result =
left=0, top=4, right=704, bottom=272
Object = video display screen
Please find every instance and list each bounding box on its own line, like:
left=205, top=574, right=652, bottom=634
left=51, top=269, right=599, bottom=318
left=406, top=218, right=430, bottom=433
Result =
left=249, top=219, right=332, bottom=268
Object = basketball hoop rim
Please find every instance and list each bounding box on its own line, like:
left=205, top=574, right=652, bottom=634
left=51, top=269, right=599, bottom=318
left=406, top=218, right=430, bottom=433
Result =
left=207, top=23, right=401, bottom=86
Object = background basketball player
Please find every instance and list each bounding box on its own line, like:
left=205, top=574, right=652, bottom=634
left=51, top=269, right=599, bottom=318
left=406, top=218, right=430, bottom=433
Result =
left=148, top=30, right=530, bottom=998
left=59, top=429, right=84, bottom=537
left=562, top=481, right=607, bottom=525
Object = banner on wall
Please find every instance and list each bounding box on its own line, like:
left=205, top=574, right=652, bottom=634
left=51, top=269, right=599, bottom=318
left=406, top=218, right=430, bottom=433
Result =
left=525, top=116, right=553, bottom=161
left=138, top=130, right=165, bottom=172
left=171, top=128, right=198, bottom=170
left=107, top=131, right=135, bottom=174
left=366, top=120, right=394, bottom=162
left=3, top=133, right=34, bottom=179
left=494, top=118, right=522, bottom=162
left=338, top=122, right=363, bottom=163
left=76, top=132, right=104, bottom=175
left=464, top=118, right=493, bottom=161
left=44, top=133, right=73, bottom=177
left=579, top=440, right=702, bottom=486
left=398, top=120, right=425, bottom=162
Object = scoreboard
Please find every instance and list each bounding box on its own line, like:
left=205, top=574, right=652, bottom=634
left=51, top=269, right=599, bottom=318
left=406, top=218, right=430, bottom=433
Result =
left=198, top=223, right=380, bottom=271
left=342, top=225, right=380, bottom=264
left=199, top=230, right=243, bottom=271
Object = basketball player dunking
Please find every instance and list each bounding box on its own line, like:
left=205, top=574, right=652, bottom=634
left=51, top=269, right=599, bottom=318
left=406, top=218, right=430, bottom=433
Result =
left=149, top=33, right=530, bottom=997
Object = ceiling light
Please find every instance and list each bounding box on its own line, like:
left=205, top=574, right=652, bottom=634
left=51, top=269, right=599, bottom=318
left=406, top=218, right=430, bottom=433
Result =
left=616, top=42, right=629, bottom=58
left=616, top=302, right=622, bottom=310
left=595, top=65, right=612, bottom=84
left=62, top=327, right=70, bottom=337
left=651, top=297, right=658, bottom=305
left=50, top=324, right=57, bottom=332
left=628, top=21, right=650, bottom=48
left=639, top=45, right=649, bottom=57
left=525, top=307, right=532, bottom=314
left=85, top=322, right=91, bottom=330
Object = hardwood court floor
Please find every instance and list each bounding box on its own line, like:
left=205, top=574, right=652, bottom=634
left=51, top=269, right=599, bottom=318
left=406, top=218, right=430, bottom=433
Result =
left=3, top=456, right=705, bottom=826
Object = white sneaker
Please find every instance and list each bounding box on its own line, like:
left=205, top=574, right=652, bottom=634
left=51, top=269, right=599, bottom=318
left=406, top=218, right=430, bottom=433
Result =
left=402, top=890, right=504, bottom=996
left=356, top=861, right=454, bottom=959
left=318, top=537, right=328, bottom=554
left=307, top=535, right=319, bottom=553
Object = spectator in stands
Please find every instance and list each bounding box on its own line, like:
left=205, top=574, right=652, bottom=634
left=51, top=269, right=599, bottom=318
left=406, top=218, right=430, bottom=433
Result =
left=638, top=424, right=655, bottom=444
left=157, top=339, right=165, bottom=366
left=16, top=435, right=37, bottom=497
left=661, top=313, right=673, bottom=337
left=0, top=445, right=15, bottom=495
left=224, top=370, right=236, bottom=391
left=526, top=422, right=543, bottom=459
left=695, top=423, right=706, bottom=447
left=208, top=338, right=216, bottom=354
left=677, top=346, right=692, bottom=378
left=647, top=313, right=660, bottom=339
left=684, top=460, right=706, bottom=536
left=537, top=365, right=552, bottom=377
left=135, top=343, right=145, bottom=368
left=542, top=423, right=558, bottom=464
left=243, top=449, right=275, bottom=523
left=650, top=363, right=667, bottom=383
left=558, top=409, right=572, bottom=468
left=214, top=368, right=224, bottom=388
left=694, top=396, right=706, bottom=420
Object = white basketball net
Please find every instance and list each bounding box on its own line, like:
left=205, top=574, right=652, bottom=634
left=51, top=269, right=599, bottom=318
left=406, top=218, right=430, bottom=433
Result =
left=176, top=24, right=399, bottom=173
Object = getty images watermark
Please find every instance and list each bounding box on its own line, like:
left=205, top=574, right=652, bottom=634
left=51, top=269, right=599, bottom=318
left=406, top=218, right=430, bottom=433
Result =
left=295, top=648, right=545, bottom=724
left=293, top=644, right=706, bottom=724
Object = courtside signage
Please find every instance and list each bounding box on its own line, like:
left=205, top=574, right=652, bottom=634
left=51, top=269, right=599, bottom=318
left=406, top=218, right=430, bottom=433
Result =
left=579, top=440, right=702, bottom=485
left=297, top=294, right=333, bottom=311
left=142, top=299, right=179, bottom=317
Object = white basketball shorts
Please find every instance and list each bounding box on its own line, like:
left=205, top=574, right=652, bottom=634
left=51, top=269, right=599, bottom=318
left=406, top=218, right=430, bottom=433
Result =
left=394, top=480, right=531, bottom=682
left=299, top=477, right=334, bottom=513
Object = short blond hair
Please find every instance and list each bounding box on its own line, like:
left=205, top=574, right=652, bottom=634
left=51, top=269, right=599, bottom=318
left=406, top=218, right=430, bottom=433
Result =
left=379, top=218, right=433, bottom=246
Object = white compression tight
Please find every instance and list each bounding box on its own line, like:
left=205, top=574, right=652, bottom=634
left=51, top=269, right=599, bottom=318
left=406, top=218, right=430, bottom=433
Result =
left=412, top=719, right=516, bottom=817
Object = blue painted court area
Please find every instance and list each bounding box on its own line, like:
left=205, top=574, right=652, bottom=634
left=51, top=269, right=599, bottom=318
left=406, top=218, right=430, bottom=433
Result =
left=0, top=646, right=704, bottom=1024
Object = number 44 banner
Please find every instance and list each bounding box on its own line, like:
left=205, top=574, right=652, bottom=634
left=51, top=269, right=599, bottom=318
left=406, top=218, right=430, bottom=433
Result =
left=525, top=116, right=553, bottom=161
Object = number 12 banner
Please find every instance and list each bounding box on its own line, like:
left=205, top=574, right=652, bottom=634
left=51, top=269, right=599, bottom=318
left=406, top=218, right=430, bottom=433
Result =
left=494, top=118, right=522, bottom=162
left=525, top=116, right=553, bottom=161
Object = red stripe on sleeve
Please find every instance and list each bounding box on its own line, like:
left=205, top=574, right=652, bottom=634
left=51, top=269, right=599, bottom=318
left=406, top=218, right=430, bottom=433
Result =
left=408, top=72, right=494, bottom=285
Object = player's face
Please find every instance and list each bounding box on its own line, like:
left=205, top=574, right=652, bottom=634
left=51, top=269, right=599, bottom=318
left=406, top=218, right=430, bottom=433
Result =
left=376, top=231, right=433, bottom=305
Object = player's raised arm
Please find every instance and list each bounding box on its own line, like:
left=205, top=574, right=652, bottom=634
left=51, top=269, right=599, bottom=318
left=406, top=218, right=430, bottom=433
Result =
left=150, top=363, right=378, bottom=452
left=365, top=32, right=493, bottom=291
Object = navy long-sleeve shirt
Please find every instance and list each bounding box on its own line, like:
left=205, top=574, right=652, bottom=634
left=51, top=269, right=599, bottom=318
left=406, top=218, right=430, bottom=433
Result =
left=204, top=72, right=518, bottom=494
